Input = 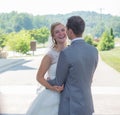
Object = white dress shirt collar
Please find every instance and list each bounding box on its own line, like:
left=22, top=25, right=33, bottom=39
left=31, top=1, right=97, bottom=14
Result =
left=71, top=37, right=83, bottom=43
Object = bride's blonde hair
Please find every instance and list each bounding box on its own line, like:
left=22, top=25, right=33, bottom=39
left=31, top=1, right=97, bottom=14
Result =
left=50, top=22, right=65, bottom=48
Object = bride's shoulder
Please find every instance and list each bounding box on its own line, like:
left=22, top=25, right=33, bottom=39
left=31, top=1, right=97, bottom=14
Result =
left=46, top=48, right=55, bottom=58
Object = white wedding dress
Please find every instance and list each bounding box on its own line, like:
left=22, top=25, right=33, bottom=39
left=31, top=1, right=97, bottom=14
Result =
left=26, top=48, right=60, bottom=115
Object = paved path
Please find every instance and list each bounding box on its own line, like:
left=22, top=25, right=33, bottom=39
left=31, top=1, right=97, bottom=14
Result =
left=0, top=54, right=120, bottom=115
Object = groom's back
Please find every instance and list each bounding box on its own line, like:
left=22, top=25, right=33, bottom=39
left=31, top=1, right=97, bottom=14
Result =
left=59, top=40, right=98, bottom=115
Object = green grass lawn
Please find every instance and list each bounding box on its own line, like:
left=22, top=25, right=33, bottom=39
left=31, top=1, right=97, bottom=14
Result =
left=100, top=47, right=120, bottom=72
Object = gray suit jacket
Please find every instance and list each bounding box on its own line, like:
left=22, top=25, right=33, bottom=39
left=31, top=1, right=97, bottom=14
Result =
left=48, top=39, right=98, bottom=115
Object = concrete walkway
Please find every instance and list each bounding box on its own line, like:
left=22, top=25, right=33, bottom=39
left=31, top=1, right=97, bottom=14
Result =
left=0, top=54, right=120, bottom=115
left=0, top=58, right=27, bottom=73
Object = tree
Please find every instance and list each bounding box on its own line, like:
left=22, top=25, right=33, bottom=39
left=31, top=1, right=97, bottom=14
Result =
left=84, top=34, right=93, bottom=45
left=0, top=32, right=6, bottom=49
left=31, top=27, right=50, bottom=44
left=98, top=30, right=114, bottom=51
left=110, top=28, right=115, bottom=48
left=6, top=30, right=33, bottom=54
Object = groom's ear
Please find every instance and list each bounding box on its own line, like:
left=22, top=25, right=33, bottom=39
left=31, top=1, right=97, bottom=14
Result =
left=68, top=29, right=74, bottom=36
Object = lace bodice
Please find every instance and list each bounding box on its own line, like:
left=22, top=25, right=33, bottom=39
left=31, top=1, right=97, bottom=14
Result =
left=47, top=48, right=60, bottom=80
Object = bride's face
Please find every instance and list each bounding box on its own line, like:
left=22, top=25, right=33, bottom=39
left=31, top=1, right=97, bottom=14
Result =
left=53, top=24, right=67, bottom=44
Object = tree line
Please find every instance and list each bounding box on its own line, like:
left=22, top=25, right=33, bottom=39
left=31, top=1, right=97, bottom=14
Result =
left=0, top=11, right=119, bottom=56
left=0, top=11, right=120, bottom=37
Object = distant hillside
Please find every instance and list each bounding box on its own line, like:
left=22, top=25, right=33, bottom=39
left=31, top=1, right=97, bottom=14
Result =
left=0, top=11, right=120, bottom=37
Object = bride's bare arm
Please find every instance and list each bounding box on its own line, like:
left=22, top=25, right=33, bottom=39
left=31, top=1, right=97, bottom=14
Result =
left=36, top=55, right=55, bottom=91
left=36, top=54, right=64, bottom=92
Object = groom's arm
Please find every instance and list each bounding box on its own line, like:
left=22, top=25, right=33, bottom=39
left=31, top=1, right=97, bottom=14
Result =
left=48, top=51, right=69, bottom=86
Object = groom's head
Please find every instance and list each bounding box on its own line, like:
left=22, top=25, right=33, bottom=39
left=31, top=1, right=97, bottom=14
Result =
left=66, top=16, right=85, bottom=40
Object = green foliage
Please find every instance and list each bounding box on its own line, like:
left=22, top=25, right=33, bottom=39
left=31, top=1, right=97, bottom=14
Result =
left=93, top=40, right=99, bottom=47
left=4, top=27, right=49, bottom=54
left=94, top=22, right=106, bottom=37
left=100, top=47, right=120, bottom=72
left=110, top=28, right=114, bottom=38
left=98, top=30, right=114, bottom=51
left=16, top=37, right=30, bottom=54
left=84, top=34, right=93, bottom=45
left=0, top=33, right=6, bottom=49
left=0, top=11, right=120, bottom=37
left=30, top=27, right=50, bottom=44
left=6, top=30, right=33, bottom=54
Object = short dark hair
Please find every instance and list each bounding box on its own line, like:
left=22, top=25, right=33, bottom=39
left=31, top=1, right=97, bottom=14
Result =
left=66, top=16, right=85, bottom=36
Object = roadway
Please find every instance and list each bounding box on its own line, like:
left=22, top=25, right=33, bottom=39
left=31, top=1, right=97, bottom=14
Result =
left=0, top=49, right=120, bottom=115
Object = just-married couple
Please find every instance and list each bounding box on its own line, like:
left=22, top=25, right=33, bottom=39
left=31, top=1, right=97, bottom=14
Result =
left=26, top=16, right=98, bottom=115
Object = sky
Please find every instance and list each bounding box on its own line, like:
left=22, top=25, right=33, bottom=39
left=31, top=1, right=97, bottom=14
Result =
left=0, top=0, right=120, bottom=16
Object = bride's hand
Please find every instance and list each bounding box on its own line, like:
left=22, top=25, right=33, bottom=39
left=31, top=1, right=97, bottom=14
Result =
left=46, top=77, right=50, bottom=80
left=53, top=85, right=64, bottom=93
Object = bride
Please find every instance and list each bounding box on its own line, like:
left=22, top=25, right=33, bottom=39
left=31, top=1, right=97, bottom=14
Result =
left=26, top=22, right=67, bottom=115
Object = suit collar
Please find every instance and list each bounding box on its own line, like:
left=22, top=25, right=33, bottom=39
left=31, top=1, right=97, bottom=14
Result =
left=71, top=37, right=84, bottom=44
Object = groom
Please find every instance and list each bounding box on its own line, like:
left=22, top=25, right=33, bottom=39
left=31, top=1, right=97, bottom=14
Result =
left=48, top=16, right=98, bottom=115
